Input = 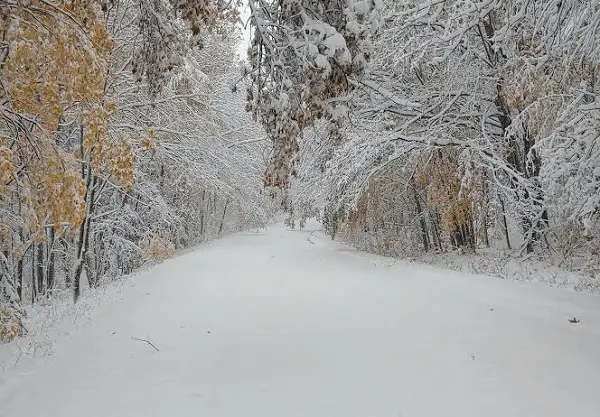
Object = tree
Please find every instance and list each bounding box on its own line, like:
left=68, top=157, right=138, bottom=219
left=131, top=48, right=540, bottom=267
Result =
left=288, top=0, right=600, bottom=262
left=245, top=0, right=383, bottom=196
left=1, top=0, right=271, bottom=328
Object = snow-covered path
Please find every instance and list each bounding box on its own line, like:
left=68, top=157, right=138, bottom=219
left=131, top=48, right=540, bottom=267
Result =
left=1, top=224, right=600, bottom=417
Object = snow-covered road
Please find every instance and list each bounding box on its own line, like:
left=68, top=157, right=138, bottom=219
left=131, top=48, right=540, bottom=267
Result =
left=1, top=223, right=600, bottom=417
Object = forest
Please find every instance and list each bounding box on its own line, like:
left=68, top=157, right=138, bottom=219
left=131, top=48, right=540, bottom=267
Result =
left=2, top=0, right=600, bottom=341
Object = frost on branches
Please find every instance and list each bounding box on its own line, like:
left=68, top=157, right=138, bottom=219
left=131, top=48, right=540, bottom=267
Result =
left=288, top=0, right=600, bottom=281
left=107, top=0, right=241, bottom=97
left=0, top=0, right=271, bottom=333
left=246, top=0, right=383, bottom=195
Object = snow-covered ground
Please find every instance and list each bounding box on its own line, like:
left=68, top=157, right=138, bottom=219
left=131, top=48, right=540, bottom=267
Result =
left=1, top=222, right=600, bottom=417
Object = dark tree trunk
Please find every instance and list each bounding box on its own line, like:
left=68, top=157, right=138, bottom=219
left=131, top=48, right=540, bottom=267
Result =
left=46, top=227, right=56, bottom=294
left=73, top=260, right=84, bottom=303
left=36, top=243, right=44, bottom=297
left=16, top=257, right=23, bottom=301
left=468, top=218, right=476, bottom=250
left=481, top=177, right=490, bottom=248
left=16, top=212, right=24, bottom=301
left=199, top=189, right=206, bottom=236
left=481, top=216, right=490, bottom=248
left=74, top=162, right=96, bottom=303
left=218, top=200, right=228, bottom=236
left=31, top=249, right=36, bottom=303
left=61, top=238, right=71, bottom=289
left=522, top=135, right=548, bottom=253
left=499, top=196, right=512, bottom=250
left=451, top=217, right=476, bottom=251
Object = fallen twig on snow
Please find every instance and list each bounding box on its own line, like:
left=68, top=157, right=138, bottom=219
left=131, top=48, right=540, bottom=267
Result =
left=131, top=337, right=160, bottom=352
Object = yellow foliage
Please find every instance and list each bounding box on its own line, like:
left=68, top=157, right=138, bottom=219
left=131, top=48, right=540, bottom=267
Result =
left=108, top=139, right=135, bottom=191
left=0, top=0, right=138, bottom=237
left=416, top=150, right=472, bottom=233
left=140, top=128, right=158, bottom=152
left=3, top=1, right=110, bottom=134
left=0, top=138, right=14, bottom=195
left=142, top=232, right=176, bottom=262
left=140, top=137, right=157, bottom=152
left=0, top=306, right=20, bottom=343
left=29, top=152, right=87, bottom=237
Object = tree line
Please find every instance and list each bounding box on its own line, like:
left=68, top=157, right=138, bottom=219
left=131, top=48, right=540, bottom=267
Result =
left=0, top=0, right=270, bottom=341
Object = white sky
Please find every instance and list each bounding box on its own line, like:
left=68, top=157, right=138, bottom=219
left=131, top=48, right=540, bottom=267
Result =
left=236, top=1, right=252, bottom=60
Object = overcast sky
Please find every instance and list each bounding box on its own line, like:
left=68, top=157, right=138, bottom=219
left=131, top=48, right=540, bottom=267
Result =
left=236, top=1, right=252, bottom=60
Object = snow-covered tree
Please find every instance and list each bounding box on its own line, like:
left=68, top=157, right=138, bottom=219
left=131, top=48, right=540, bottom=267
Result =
left=289, top=0, right=600, bottom=267
left=0, top=0, right=272, bottom=336
left=245, top=0, right=383, bottom=195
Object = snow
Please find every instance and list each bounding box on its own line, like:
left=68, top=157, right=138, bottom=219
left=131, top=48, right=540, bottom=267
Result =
left=1, top=222, right=600, bottom=417
left=340, top=228, right=600, bottom=294
left=315, top=53, right=330, bottom=70
left=352, top=0, right=372, bottom=17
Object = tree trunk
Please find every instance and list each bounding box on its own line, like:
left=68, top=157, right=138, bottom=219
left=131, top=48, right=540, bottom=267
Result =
left=36, top=243, right=44, bottom=298
left=496, top=89, right=548, bottom=254
left=73, top=260, right=84, bottom=303
left=46, top=227, right=56, bottom=294
left=481, top=215, right=490, bottom=248
left=31, top=249, right=36, bottom=303
left=499, top=196, right=511, bottom=250
left=481, top=176, right=490, bottom=248
left=522, top=134, right=548, bottom=253
left=16, top=207, right=24, bottom=301
left=200, top=189, right=205, bottom=236
left=218, top=200, right=228, bottom=236
left=468, top=218, right=476, bottom=250
left=74, top=160, right=96, bottom=303
left=62, top=238, right=71, bottom=289
left=16, top=257, right=23, bottom=301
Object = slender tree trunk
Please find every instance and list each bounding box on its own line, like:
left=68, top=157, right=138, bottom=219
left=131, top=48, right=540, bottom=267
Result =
left=16, top=257, right=23, bottom=301
left=16, top=201, right=24, bottom=301
left=85, top=233, right=99, bottom=289
left=46, top=227, right=56, bottom=294
left=522, top=137, right=548, bottom=253
left=31, top=249, right=36, bottom=303
left=499, top=196, right=512, bottom=250
left=36, top=243, right=44, bottom=298
left=74, top=152, right=97, bottom=303
left=218, top=200, right=228, bottom=236
left=468, top=218, right=476, bottom=251
left=481, top=176, right=490, bottom=248
left=200, top=189, right=205, bottom=236
left=73, top=261, right=84, bottom=303
left=85, top=252, right=94, bottom=289
left=481, top=215, right=490, bottom=248
left=62, top=238, right=71, bottom=289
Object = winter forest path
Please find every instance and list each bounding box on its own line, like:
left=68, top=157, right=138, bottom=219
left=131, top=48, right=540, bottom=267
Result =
left=1, top=223, right=600, bottom=417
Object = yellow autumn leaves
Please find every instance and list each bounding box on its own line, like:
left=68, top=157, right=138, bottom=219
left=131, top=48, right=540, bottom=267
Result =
left=28, top=152, right=87, bottom=237
left=3, top=2, right=109, bottom=131
left=1, top=0, right=135, bottom=237
left=416, top=150, right=474, bottom=235
left=0, top=137, right=13, bottom=195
